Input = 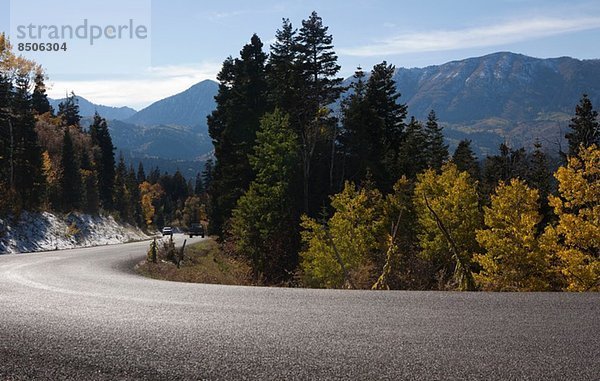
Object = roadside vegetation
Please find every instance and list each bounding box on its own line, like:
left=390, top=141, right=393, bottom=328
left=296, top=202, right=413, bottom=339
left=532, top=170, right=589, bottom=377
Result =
left=204, top=12, right=600, bottom=291
left=2, top=14, right=598, bottom=291
left=136, top=238, right=252, bottom=286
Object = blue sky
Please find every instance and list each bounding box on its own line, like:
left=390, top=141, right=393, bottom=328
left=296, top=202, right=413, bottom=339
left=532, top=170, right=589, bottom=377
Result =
left=1, top=0, right=600, bottom=109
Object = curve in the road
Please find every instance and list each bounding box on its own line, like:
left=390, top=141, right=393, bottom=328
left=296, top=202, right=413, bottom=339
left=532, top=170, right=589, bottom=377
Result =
left=1, top=234, right=599, bottom=380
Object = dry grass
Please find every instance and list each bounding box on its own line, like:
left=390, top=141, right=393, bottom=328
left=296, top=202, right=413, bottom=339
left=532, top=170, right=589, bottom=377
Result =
left=135, top=238, right=253, bottom=285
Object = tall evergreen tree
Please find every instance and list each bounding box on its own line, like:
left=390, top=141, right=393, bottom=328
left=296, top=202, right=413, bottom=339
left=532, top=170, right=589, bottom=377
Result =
left=148, top=166, right=161, bottom=184
left=0, top=73, right=13, bottom=206
left=566, top=94, right=599, bottom=157
left=294, top=11, right=344, bottom=213
left=398, top=117, right=428, bottom=179
left=60, top=128, right=81, bottom=211
left=57, top=92, right=81, bottom=128
left=526, top=141, right=554, bottom=228
left=207, top=35, right=268, bottom=235
left=482, top=143, right=528, bottom=199
left=12, top=72, right=45, bottom=210
left=423, top=110, right=448, bottom=171
left=202, top=158, right=213, bottom=191
left=452, top=139, right=480, bottom=181
left=194, top=172, right=204, bottom=195
left=267, top=18, right=300, bottom=113
left=171, top=170, right=189, bottom=208
left=136, top=162, right=146, bottom=183
left=81, top=168, right=99, bottom=215
left=365, top=61, right=407, bottom=187
left=31, top=70, right=53, bottom=115
left=89, top=112, right=115, bottom=210
left=231, top=109, right=300, bottom=282
left=113, top=154, right=130, bottom=221
left=340, top=67, right=379, bottom=184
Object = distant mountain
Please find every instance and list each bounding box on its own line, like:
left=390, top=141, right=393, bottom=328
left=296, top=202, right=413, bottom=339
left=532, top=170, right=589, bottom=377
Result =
left=79, top=118, right=212, bottom=162
left=49, top=96, right=137, bottom=121
left=125, top=79, right=218, bottom=132
left=389, top=52, right=600, bottom=155
left=69, top=52, right=600, bottom=164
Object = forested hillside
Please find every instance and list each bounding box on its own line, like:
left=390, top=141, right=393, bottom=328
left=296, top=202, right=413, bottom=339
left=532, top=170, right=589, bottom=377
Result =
left=0, top=34, right=210, bottom=237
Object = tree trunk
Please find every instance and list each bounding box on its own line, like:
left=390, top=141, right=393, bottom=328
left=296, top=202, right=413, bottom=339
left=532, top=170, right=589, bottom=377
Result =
left=324, top=226, right=356, bottom=289
left=423, top=193, right=476, bottom=291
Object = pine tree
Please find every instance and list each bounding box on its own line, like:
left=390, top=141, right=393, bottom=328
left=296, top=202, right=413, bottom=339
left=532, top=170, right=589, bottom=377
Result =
left=147, top=166, right=161, bottom=184
left=136, top=162, right=146, bottom=183
left=566, top=94, right=599, bottom=157
left=423, top=110, right=448, bottom=171
left=113, top=154, right=131, bottom=221
left=60, top=128, right=81, bottom=211
left=81, top=167, right=100, bottom=215
left=365, top=61, right=407, bottom=187
left=207, top=35, right=269, bottom=236
left=194, top=172, right=204, bottom=195
left=31, top=70, right=53, bottom=115
left=201, top=158, right=213, bottom=191
left=12, top=72, right=45, bottom=210
left=482, top=143, right=528, bottom=202
left=0, top=72, right=12, bottom=209
left=451, top=139, right=480, bottom=181
left=526, top=141, right=554, bottom=228
left=171, top=170, right=189, bottom=210
left=266, top=18, right=300, bottom=113
left=294, top=11, right=344, bottom=213
left=57, top=92, right=81, bottom=128
left=398, top=117, right=428, bottom=179
left=89, top=112, right=115, bottom=210
left=339, top=67, right=379, bottom=184
left=231, top=110, right=300, bottom=282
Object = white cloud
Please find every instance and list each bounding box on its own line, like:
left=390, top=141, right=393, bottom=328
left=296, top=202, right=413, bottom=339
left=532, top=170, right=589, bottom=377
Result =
left=340, top=16, right=600, bottom=56
left=46, top=62, right=221, bottom=109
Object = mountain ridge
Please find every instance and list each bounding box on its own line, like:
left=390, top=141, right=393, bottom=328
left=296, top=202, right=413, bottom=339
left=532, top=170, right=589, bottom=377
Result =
left=58, top=52, right=600, bottom=158
left=124, top=79, right=218, bottom=132
left=49, top=96, right=137, bottom=121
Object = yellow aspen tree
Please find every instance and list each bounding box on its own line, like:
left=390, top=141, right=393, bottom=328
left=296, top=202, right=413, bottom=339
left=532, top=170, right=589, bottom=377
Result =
left=414, top=163, right=481, bottom=289
left=139, top=181, right=164, bottom=228
left=475, top=179, right=550, bottom=291
left=300, top=181, right=385, bottom=289
left=541, top=145, right=600, bottom=291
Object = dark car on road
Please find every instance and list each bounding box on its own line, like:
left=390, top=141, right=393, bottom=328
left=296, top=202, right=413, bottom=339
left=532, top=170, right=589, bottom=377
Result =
left=188, top=223, right=205, bottom=238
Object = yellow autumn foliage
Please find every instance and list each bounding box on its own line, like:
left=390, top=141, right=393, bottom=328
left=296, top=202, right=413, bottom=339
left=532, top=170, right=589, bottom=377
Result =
left=139, top=181, right=164, bottom=227
left=300, top=181, right=385, bottom=288
left=475, top=179, right=550, bottom=291
left=414, top=162, right=481, bottom=286
left=541, top=145, right=600, bottom=291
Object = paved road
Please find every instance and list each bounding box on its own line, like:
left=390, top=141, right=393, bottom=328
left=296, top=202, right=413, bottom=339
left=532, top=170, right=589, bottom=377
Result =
left=1, top=235, right=599, bottom=380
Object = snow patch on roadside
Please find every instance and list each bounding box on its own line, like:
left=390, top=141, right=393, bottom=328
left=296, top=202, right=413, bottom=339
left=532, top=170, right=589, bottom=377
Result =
left=0, top=212, right=149, bottom=254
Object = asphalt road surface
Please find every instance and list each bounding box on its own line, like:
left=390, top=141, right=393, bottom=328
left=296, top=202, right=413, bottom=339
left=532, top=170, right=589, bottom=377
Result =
left=1, top=235, right=599, bottom=380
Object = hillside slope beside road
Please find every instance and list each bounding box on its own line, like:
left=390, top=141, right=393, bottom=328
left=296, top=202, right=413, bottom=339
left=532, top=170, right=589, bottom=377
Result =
left=1, top=237, right=599, bottom=380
